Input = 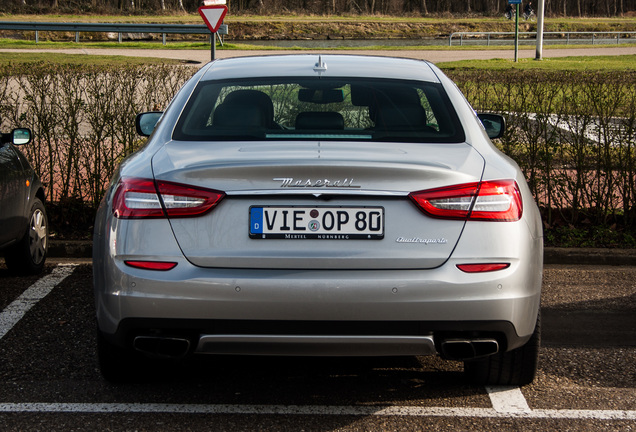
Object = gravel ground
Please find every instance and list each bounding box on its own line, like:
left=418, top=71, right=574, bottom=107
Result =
left=0, top=261, right=634, bottom=431
left=1, top=46, right=635, bottom=65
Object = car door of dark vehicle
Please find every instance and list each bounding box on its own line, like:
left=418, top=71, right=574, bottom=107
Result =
left=0, top=143, right=27, bottom=247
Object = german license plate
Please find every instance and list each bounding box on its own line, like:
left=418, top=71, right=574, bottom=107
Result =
left=250, top=206, right=384, bottom=240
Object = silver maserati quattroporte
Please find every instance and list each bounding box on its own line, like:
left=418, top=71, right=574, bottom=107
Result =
left=93, top=54, right=543, bottom=384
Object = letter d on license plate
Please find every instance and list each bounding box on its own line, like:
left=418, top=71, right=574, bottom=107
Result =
left=250, top=206, right=384, bottom=240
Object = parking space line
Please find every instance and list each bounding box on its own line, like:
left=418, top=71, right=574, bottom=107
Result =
left=0, top=264, right=77, bottom=340
left=486, top=386, right=531, bottom=413
left=1, top=265, right=633, bottom=423
left=0, top=403, right=634, bottom=420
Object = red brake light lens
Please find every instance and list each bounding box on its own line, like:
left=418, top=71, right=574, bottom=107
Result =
left=124, top=260, right=178, bottom=271
left=409, top=180, right=523, bottom=222
left=113, top=177, right=225, bottom=219
left=457, top=263, right=510, bottom=273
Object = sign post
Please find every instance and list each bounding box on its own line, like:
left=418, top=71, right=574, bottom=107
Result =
left=198, top=4, right=228, bottom=61
left=509, top=0, right=521, bottom=62
left=535, top=0, right=545, bottom=60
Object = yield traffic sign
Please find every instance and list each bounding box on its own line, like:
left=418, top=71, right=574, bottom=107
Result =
left=198, top=5, right=228, bottom=33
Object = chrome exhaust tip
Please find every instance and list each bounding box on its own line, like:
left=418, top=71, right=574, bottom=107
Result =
left=133, top=336, right=191, bottom=359
left=440, top=338, right=499, bottom=360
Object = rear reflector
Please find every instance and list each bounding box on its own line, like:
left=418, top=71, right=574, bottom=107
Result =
left=409, top=180, right=523, bottom=221
left=113, top=177, right=225, bottom=219
left=456, top=263, right=510, bottom=273
left=124, top=260, right=178, bottom=271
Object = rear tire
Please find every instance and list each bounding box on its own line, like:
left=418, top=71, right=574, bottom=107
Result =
left=5, top=198, right=48, bottom=275
left=464, top=311, right=541, bottom=386
left=96, top=329, right=144, bottom=383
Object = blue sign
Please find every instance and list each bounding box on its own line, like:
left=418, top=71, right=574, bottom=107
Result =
left=509, top=0, right=521, bottom=3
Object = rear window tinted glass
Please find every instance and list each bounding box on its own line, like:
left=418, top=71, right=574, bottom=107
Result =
left=173, top=78, right=464, bottom=143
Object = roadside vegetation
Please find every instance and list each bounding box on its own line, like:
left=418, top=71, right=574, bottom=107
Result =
left=0, top=51, right=186, bottom=65
left=1, top=54, right=634, bottom=247
left=2, top=51, right=635, bottom=70
left=0, top=0, right=633, bottom=17
left=438, top=54, right=636, bottom=71
left=0, top=12, right=634, bottom=248
left=1, top=14, right=635, bottom=42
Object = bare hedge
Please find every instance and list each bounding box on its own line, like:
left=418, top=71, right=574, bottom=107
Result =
left=1, top=63, right=634, bottom=232
left=0, top=62, right=195, bottom=208
left=446, top=69, right=636, bottom=229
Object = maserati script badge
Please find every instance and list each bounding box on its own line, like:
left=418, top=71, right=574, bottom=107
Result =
left=273, top=177, right=361, bottom=188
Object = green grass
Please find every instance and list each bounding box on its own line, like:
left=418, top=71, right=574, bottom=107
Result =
left=0, top=37, right=212, bottom=50
left=0, top=51, right=185, bottom=65
left=437, top=54, right=636, bottom=71
left=1, top=39, right=634, bottom=70
left=1, top=36, right=633, bottom=52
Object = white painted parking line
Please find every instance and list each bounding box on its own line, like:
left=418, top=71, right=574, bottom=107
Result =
left=1, top=265, right=633, bottom=422
left=486, top=386, right=531, bottom=413
left=0, top=403, right=634, bottom=420
left=0, top=264, right=77, bottom=340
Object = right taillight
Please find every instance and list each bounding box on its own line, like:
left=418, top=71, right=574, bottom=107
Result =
left=457, top=263, right=510, bottom=273
left=409, top=180, right=522, bottom=222
left=113, top=177, right=225, bottom=219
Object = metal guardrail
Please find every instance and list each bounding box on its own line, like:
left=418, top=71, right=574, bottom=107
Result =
left=1, top=22, right=633, bottom=48
left=449, top=31, right=636, bottom=46
left=0, top=21, right=228, bottom=45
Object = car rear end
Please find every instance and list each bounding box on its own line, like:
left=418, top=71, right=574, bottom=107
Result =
left=93, top=55, right=542, bottom=384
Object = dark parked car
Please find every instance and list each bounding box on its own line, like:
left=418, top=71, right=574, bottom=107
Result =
left=0, top=128, right=48, bottom=274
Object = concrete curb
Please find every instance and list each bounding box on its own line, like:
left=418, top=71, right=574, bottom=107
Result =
left=48, top=240, right=636, bottom=266
left=48, top=240, right=92, bottom=259
left=542, top=247, right=636, bottom=266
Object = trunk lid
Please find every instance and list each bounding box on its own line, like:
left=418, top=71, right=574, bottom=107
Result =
left=151, top=140, right=484, bottom=270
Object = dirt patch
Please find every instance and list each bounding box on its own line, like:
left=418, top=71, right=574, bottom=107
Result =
left=3, top=19, right=636, bottom=42
left=225, top=20, right=636, bottom=40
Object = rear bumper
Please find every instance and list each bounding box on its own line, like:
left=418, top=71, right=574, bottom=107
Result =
left=106, top=316, right=526, bottom=359
left=95, top=254, right=541, bottom=357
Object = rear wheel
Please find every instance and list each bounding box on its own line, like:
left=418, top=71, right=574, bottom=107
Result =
left=96, top=330, right=145, bottom=383
left=5, top=198, right=48, bottom=275
left=464, top=311, right=541, bottom=386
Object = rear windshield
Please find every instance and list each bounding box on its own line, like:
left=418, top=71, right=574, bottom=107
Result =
left=173, top=78, right=465, bottom=143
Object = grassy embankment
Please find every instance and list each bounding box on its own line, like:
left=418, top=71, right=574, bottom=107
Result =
left=0, top=13, right=635, bottom=50
left=1, top=51, right=634, bottom=71
left=1, top=15, right=634, bottom=246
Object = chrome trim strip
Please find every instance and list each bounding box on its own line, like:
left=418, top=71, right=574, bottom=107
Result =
left=225, top=189, right=409, bottom=197
left=196, top=334, right=437, bottom=356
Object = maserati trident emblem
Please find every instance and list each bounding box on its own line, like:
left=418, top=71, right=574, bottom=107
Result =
left=273, top=177, right=361, bottom=188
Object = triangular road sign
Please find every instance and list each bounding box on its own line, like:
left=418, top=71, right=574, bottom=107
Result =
left=198, top=5, right=228, bottom=33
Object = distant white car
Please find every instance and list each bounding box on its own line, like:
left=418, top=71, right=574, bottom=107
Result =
left=0, top=128, right=48, bottom=274
left=93, top=54, right=543, bottom=385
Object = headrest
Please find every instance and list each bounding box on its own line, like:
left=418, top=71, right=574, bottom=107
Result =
left=213, top=101, right=266, bottom=127
left=223, top=90, right=274, bottom=121
left=295, top=112, right=345, bottom=130
left=374, top=105, right=428, bottom=130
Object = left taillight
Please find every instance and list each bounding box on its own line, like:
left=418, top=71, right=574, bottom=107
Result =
left=409, top=180, right=523, bottom=222
left=113, top=177, right=225, bottom=219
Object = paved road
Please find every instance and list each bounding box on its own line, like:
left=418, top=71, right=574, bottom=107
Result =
left=2, top=46, right=635, bottom=64
left=0, top=260, right=634, bottom=431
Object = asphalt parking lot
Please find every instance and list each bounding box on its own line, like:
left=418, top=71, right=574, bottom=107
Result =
left=0, top=259, right=634, bottom=431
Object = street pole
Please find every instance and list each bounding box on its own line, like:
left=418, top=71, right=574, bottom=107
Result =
left=515, top=4, right=520, bottom=62
left=211, top=33, right=216, bottom=61
left=536, top=0, right=545, bottom=60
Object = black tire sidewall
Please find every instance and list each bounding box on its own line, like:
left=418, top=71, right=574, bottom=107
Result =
left=5, top=198, right=48, bottom=275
